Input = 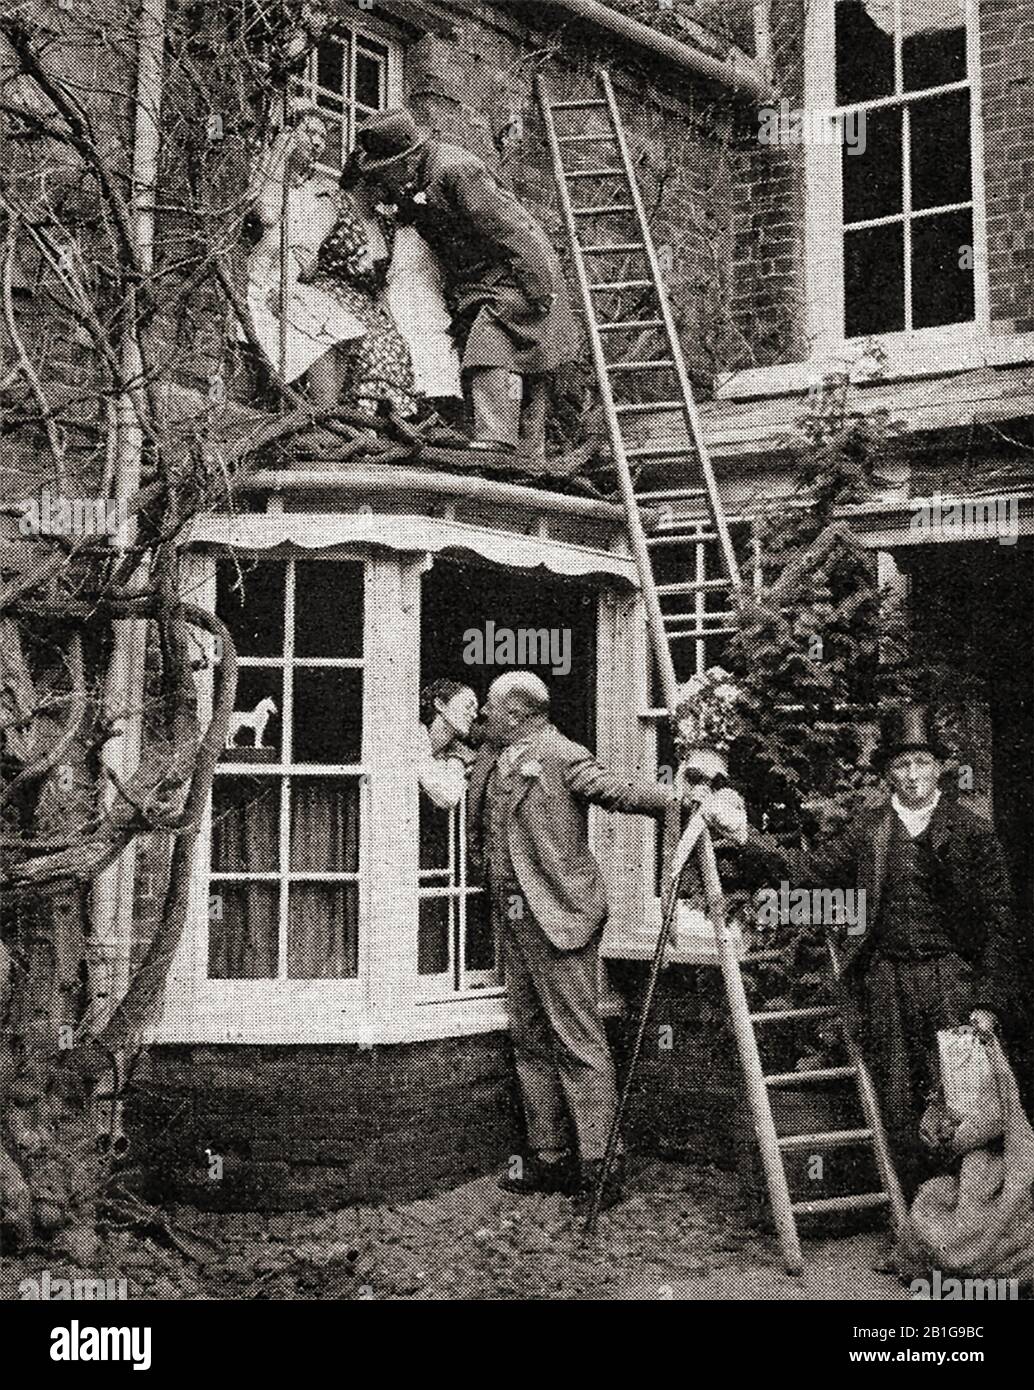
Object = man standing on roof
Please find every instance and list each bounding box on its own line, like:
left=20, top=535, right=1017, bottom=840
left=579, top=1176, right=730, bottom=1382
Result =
left=352, top=107, right=580, bottom=460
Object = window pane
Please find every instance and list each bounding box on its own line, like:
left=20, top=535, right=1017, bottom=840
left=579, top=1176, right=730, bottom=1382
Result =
left=418, top=895, right=452, bottom=975
left=294, top=560, right=363, bottom=657
left=842, top=106, right=902, bottom=225
left=835, top=1, right=894, bottom=106
left=209, top=883, right=278, bottom=979
left=223, top=669, right=283, bottom=760
left=464, top=891, right=496, bottom=975
left=212, top=776, right=280, bottom=872
left=844, top=222, right=905, bottom=336
left=316, top=38, right=346, bottom=96
left=902, top=0, right=966, bottom=92
left=355, top=51, right=385, bottom=110
left=217, top=561, right=283, bottom=658
left=910, top=90, right=971, bottom=210
left=289, top=778, right=361, bottom=872
left=420, top=793, right=452, bottom=870
left=292, top=669, right=363, bottom=763
left=288, top=883, right=358, bottom=978
left=911, top=207, right=974, bottom=328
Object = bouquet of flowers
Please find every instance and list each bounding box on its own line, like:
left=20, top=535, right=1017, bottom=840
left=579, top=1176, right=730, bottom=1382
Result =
left=673, top=666, right=743, bottom=757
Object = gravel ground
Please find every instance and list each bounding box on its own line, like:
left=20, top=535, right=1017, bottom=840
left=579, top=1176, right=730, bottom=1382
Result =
left=1, top=1159, right=911, bottom=1301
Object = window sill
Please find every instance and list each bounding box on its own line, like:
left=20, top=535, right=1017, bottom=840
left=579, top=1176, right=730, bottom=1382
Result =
left=149, top=992, right=509, bottom=1045
left=716, top=332, right=1034, bottom=403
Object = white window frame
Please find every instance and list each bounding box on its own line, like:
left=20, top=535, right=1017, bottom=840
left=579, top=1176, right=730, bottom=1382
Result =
left=209, top=555, right=367, bottom=987
left=417, top=792, right=503, bottom=1001
left=292, top=15, right=404, bottom=173
left=804, top=0, right=990, bottom=368
left=154, top=547, right=512, bottom=1045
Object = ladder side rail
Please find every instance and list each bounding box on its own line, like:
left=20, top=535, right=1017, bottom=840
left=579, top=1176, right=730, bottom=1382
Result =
left=596, top=68, right=741, bottom=588
left=535, top=72, right=680, bottom=718
left=826, top=936, right=909, bottom=1234
left=697, top=824, right=803, bottom=1273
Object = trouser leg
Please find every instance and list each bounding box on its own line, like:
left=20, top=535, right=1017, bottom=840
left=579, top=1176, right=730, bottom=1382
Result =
left=502, top=920, right=571, bottom=1156
left=862, top=953, right=974, bottom=1199
left=519, top=375, right=549, bottom=458
left=510, top=916, right=620, bottom=1162
left=862, top=956, right=924, bottom=1199
left=469, top=367, right=522, bottom=446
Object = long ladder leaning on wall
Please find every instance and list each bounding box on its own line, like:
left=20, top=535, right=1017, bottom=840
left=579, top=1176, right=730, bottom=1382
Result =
left=535, top=67, right=908, bottom=1266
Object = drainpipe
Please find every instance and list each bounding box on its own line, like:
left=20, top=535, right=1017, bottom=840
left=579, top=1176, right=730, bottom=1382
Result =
left=92, top=0, right=167, bottom=1033
left=533, top=0, right=772, bottom=100
left=753, top=0, right=773, bottom=83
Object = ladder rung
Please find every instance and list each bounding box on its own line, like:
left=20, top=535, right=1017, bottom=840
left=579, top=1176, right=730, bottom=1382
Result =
left=779, top=1128, right=873, bottom=1152
left=607, top=360, right=675, bottom=372
left=764, top=1066, right=857, bottom=1087
left=557, top=133, right=618, bottom=144
left=580, top=242, right=645, bottom=254
left=638, top=491, right=706, bottom=507
left=655, top=579, right=730, bottom=596
left=598, top=318, right=664, bottom=332
left=615, top=401, right=684, bottom=414
left=626, top=442, right=694, bottom=460
left=566, top=167, right=626, bottom=179
left=791, top=1192, right=890, bottom=1216
left=573, top=204, right=635, bottom=216
left=750, top=1006, right=840, bottom=1025
left=591, top=279, right=652, bottom=291
left=550, top=99, right=608, bottom=110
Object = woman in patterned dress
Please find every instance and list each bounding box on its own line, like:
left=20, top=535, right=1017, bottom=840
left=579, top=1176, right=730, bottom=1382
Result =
left=306, top=170, right=418, bottom=419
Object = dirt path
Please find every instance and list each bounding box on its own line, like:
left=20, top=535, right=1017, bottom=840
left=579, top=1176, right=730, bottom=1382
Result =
left=1, top=1159, right=912, bottom=1301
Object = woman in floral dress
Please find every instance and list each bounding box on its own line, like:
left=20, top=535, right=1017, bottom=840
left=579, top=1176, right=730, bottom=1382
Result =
left=309, top=174, right=418, bottom=419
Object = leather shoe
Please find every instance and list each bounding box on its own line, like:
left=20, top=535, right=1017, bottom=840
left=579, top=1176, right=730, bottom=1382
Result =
left=498, top=1153, right=578, bottom=1196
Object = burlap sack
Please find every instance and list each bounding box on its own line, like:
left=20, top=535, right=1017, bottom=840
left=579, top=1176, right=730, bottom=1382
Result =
left=903, top=1035, right=1034, bottom=1287
left=937, top=1025, right=1006, bottom=1154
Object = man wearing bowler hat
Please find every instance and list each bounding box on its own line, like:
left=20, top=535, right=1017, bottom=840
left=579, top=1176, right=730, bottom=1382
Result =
left=768, top=703, right=1020, bottom=1199
left=350, top=108, right=579, bottom=458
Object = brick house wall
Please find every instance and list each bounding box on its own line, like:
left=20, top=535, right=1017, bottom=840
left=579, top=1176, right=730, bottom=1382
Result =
left=981, top=0, right=1034, bottom=334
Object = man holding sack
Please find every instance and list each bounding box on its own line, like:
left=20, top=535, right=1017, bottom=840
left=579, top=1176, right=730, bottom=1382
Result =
left=770, top=704, right=1022, bottom=1198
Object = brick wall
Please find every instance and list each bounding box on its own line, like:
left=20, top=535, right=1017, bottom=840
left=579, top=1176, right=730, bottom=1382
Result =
left=404, top=2, right=746, bottom=387
left=125, top=1036, right=521, bottom=1210
left=730, top=0, right=1034, bottom=362
left=981, top=0, right=1034, bottom=335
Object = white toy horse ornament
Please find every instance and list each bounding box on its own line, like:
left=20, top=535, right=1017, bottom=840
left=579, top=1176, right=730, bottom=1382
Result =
left=227, top=696, right=278, bottom=750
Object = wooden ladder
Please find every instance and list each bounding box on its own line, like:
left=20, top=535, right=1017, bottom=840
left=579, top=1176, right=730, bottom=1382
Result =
left=536, top=67, right=907, bottom=1268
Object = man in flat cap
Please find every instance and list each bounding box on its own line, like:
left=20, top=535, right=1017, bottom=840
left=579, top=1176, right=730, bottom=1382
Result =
left=352, top=108, right=579, bottom=458
left=768, top=703, right=1021, bottom=1199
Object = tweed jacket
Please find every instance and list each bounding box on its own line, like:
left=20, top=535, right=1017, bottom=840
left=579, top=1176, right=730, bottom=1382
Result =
left=468, top=721, right=674, bottom=951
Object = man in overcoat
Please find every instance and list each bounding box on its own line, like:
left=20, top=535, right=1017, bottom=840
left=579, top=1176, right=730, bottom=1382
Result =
left=770, top=704, right=1021, bottom=1198
left=466, top=672, right=736, bottom=1209
left=352, top=108, right=579, bottom=457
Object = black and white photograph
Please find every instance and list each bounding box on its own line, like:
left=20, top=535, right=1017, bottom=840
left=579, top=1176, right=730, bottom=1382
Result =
left=0, top=0, right=1031, bottom=1350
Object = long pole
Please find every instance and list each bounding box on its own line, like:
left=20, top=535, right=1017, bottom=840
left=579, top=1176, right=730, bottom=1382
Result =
left=585, top=807, right=707, bottom=1235
left=93, top=0, right=167, bottom=1033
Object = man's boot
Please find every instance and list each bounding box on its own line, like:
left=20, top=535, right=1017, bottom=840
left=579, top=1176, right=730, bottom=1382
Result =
left=576, top=1155, right=626, bottom=1212
left=498, top=1152, right=578, bottom=1196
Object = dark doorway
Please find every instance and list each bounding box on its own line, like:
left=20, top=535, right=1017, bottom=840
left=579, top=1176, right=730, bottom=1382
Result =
left=906, top=539, right=1033, bottom=1083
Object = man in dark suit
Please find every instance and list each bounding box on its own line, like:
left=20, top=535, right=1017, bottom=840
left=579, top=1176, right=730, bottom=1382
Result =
left=771, top=704, right=1021, bottom=1197
left=352, top=108, right=579, bottom=457
left=467, top=672, right=704, bottom=1207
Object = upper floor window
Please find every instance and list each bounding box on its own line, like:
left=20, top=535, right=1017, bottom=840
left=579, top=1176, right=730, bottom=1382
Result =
left=807, top=0, right=985, bottom=347
left=292, top=23, right=402, bottom=171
